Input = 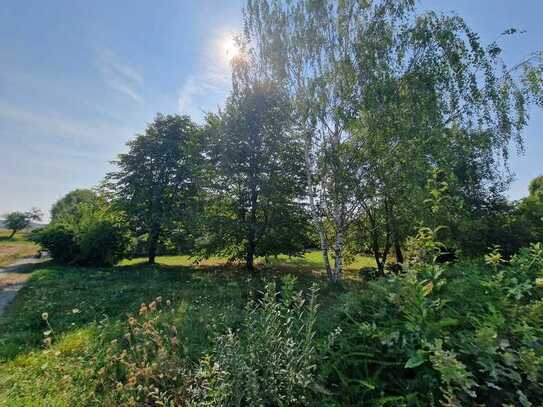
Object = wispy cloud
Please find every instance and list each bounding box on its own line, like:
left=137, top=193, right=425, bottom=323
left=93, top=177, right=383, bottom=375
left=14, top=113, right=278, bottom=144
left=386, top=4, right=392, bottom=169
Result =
left=177, top=31, right=234, bottom=119
left=0, top=102, right=96, bottom=141
left=0, top=101, right=135, bottom=145
left=97, top=48, right=145, bottom=104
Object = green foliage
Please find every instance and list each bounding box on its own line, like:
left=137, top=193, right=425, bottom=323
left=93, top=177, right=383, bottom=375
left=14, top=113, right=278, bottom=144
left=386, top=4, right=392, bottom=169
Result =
left=198, top=82, right=310, bottom=269
left=3, top=208, right=42, bottom=238
left=32, top=204, right=128, bottom=266
left=97, top=276, right=320, bottom=406
left=50, top=189, right=98, bottom=222
left=1, top=243, right=542, bottom=405
left=31, top=223, right=79, bottom=264
left=189, top=277, right=319, bottom=406
left=243, top=0, right=543, bottom=281
left=320, top=233, right=543, bottom=406
left=104, top=114, right=204, bottom=264
left=528, top=175, right=543, bottom=197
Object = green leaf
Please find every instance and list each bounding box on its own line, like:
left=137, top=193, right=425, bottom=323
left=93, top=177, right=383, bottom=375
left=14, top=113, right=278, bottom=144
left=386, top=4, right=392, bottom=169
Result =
left=404, top=351, right=425, bottom=368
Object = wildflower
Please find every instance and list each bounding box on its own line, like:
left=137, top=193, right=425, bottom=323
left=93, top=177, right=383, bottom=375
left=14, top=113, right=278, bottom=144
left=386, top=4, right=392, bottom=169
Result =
left=41, top=312, right=49, bottom=321
left=72, top=308, right=80, bottom=314
left=43, top=330, right=52, bottom=337
left=43, top=337, right=52, bottom=347
left=139, top=303, right=148, bottom=315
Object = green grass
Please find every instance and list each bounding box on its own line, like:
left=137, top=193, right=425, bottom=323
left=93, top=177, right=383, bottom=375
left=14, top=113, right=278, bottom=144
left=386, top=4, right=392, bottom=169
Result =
left=0, top=260, right=362, bottom=405
left=121, top=250, right=375, bottom=272
left=0, top=230, right=39, bottom=267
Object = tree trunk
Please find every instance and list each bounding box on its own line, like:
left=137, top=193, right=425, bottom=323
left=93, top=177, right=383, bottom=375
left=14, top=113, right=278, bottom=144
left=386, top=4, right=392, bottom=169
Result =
left=246, top=138, right=259, bottom=272
left=8, top=229, right=17, bottom=239
left=246, top=248, right=255, bottom=272
left=246, top=196, right=257, bottom=271
left=148, top=228, right=160, bottom=265
left=304, top=133, right=332, bottom=278
left=331, top=227, right=344, bottom=283
left=386, top=201, right=404, bottom=265
left=394, top=238, right=404, bottom=265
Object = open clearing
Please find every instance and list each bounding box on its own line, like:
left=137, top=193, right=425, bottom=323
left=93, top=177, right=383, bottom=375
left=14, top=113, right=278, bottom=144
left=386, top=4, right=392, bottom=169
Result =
left=0, top=253, right=370, bottom=404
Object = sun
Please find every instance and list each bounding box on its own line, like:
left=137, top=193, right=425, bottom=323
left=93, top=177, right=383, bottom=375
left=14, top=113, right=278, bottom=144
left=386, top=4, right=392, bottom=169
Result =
left=221, top=35, right=241, bottom=61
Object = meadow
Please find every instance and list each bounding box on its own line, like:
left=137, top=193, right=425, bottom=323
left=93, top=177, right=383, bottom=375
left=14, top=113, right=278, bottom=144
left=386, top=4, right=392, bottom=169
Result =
left=0, top=239, right=542, bottom=405
left=0, top=249, right=371, bottom=405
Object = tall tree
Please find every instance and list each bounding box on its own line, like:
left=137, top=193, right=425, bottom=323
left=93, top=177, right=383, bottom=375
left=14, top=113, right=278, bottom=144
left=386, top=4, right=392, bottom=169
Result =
left=104, top=114, right=204, bottom=264
left=243, top=0, right=543, bottom=281
left=199, top=82, right=308, bottom=271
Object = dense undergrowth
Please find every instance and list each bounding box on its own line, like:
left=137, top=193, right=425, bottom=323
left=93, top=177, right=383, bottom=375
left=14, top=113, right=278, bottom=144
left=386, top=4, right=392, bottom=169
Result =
left=1, top=240, right=542, bottom=406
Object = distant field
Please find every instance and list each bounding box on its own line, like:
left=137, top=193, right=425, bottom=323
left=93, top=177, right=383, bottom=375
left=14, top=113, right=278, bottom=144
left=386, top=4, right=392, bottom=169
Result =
left=0, top=230, right=39, bottom=267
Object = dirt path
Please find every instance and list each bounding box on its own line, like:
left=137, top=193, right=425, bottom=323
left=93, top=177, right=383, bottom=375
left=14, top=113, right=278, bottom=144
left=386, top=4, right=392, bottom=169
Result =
left=0, top=257, right=49, bottom=314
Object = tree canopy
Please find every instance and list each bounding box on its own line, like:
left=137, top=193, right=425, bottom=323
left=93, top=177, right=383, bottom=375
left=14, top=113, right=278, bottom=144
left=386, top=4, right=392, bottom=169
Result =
left=104, top=114, right=205, bottom=264
left=3, top=208, right=42, bottom=239
left=51, top=189, right=98, bottom=222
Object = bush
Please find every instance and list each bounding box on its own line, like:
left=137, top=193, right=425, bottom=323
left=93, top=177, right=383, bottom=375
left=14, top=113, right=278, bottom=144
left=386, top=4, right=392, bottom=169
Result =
left=189, top=276, right=319, bottom=406
left=75, top=206, right=128, bottom=266
left=320, top=236, right=543, bottom=406
left=32, top=204, right=128, bottom=266
left=30, top=223, right=79, bottom=264
left=97, top=276, right=320, bottom=406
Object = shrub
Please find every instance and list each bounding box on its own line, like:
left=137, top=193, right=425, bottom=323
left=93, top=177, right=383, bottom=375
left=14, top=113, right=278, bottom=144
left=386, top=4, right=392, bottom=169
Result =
left=75, top=205, right=128, bottom=266
left=188, top=276, right=319, bottom=406
left=320, top=234, right=543, bottom=406
left=98, top=276, right=320, bottom=406
left=97, top=297, right=191, bottom=406
left=32, top=204, right=128, bottom=266
left=30, top=223, right=79, bottom=264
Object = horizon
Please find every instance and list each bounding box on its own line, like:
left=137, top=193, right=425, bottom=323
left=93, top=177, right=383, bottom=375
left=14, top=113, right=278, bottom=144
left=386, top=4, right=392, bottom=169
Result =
left=1, top=0, right=542, bottom=222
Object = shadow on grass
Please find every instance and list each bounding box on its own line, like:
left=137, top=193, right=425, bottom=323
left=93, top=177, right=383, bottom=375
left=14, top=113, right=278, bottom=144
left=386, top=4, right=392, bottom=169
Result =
left=0, top=259, right=53, bottom=273
left=0, top=261, right=366, bottom=363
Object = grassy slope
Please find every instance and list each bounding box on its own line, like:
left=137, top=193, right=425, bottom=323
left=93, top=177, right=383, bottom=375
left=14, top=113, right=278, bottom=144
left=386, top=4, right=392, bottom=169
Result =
left=0, top=230, right=39, bottom=267
left=0, top=257, right=367, bottom=405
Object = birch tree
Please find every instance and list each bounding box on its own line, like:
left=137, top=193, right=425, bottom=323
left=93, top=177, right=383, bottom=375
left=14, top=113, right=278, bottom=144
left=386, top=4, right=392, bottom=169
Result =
left=243, top=0, right=542, bottom=282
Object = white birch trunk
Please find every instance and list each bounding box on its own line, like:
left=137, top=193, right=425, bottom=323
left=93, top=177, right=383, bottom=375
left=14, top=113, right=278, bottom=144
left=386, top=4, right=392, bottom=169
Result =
left=304, top=133, right=332, bottom=279
left=331, top=205, right=345, bottom=283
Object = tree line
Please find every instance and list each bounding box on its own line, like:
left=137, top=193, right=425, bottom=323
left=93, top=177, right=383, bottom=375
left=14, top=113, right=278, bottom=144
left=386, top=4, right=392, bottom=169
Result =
left=28, top=0, right=542, bottom=282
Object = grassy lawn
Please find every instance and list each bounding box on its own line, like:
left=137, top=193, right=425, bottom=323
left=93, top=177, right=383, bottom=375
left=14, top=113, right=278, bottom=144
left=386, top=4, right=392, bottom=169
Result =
left=0, top=257, right=364, bottom=405
left=122, top=250, right=375, bottom=272
left=0, top=230, right=39, bottom=268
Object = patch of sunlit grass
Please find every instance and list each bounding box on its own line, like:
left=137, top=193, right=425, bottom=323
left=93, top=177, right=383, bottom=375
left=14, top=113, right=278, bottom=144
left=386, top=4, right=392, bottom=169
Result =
left=0, top=230, right=39, bottom=267
left=120, top=250, right=376, bottom=273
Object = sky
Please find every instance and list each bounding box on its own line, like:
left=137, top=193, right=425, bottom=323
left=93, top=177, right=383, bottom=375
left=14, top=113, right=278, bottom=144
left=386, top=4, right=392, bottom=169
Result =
left=0, top=0, right=541, bottom=222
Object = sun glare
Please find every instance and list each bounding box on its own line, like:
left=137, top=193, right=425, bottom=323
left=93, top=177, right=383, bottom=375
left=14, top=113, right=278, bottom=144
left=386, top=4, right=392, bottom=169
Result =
left=221, top=35, right=241, bottom=61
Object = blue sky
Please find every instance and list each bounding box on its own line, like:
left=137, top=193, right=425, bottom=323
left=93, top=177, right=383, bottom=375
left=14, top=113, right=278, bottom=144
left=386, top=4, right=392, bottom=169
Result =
left=1, top=1, right=541, bottom=221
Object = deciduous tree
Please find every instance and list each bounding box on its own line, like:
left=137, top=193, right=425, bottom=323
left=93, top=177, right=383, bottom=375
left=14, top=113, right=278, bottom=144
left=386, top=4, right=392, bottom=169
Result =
left=105, top=114, right=204, bottom=264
